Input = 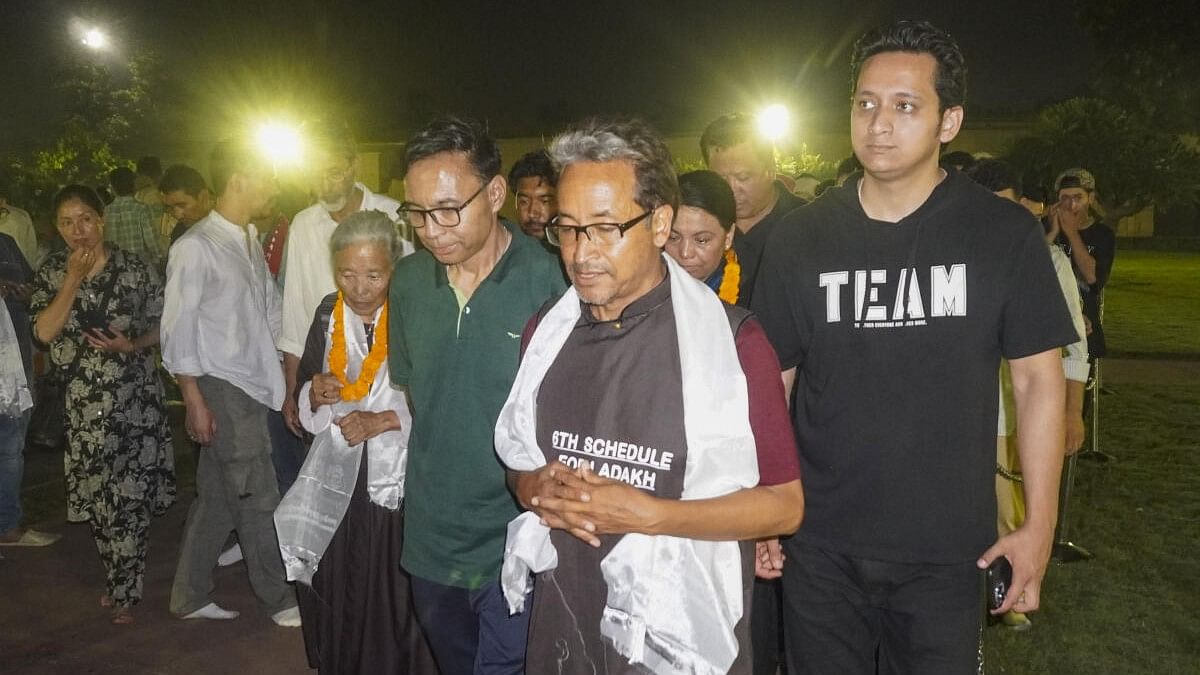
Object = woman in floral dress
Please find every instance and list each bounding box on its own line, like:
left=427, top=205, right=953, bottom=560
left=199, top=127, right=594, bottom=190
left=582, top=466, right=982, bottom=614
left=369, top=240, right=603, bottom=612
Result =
left=31, top=184, right=175, bottom=624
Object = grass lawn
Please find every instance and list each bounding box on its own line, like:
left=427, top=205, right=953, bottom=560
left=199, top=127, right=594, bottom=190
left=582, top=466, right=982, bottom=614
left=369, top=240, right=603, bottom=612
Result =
left=977, top=249, right=1200, bottom=672
left=1103, top=250, right=1200, bottom=356
left=983, top=377, right=1200, bottom=673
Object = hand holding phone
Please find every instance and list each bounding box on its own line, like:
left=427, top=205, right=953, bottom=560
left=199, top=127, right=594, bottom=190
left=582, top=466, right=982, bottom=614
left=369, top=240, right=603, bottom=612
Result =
left=986, top=556, right=1013, bottom=612
left=84, top=326, right=133, bottom=353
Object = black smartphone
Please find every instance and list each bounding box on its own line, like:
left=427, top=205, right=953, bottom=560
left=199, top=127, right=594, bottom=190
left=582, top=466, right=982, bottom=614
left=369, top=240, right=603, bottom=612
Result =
left=986, top=556, right=1013, bottom=611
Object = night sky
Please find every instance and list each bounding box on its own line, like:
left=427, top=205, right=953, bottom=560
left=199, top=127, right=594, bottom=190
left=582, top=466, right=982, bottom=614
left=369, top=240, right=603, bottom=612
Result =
left=0, top=0, right=1094, bottom=150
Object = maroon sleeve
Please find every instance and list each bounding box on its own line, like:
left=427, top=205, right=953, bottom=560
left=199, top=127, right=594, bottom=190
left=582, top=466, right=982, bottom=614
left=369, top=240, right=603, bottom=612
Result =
left=736, top=316, right=802, bottom=486
left=519, top=313, right=540, bottom=357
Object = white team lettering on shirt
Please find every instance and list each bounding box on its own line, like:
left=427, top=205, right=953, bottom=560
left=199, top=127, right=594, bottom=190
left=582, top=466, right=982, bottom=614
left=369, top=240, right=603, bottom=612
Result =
left=820, top=264, right=966, bottom=327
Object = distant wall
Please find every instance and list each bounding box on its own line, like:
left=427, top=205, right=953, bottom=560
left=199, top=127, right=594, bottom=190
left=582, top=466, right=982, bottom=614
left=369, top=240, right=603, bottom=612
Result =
left=1116, top=207, right=1155, bottom=238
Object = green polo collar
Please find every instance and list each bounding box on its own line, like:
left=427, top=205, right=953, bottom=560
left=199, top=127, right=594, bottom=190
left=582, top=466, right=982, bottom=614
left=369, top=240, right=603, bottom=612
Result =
left=432, top=219, right=541, bottom=289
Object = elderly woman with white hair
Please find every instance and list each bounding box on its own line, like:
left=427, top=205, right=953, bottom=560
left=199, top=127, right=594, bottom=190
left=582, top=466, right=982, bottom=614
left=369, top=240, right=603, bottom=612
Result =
left=274, top=209, right=434, bottom=674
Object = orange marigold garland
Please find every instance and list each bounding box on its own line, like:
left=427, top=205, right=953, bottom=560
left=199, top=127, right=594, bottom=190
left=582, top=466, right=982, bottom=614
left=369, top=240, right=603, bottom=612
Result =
left=328, top=292, right=389, bottom=402
left=717, top=248, right=741, bottom=305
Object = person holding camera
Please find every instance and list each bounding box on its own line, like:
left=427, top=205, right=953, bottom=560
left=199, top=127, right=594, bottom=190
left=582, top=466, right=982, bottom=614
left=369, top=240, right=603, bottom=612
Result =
left=29, top=184, right=176, bottom=625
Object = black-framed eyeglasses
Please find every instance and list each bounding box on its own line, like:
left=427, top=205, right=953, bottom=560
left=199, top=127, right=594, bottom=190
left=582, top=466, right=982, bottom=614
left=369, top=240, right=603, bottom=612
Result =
left=397, top=184, right=485, bottom=228
left=545, top=208, right=655, bottom=247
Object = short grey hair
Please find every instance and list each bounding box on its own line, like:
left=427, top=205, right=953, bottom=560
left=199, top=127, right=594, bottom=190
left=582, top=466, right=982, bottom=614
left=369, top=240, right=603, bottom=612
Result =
left=329, top=209, right=403, bottom=262
left=548, top=117, right=680, bottom=213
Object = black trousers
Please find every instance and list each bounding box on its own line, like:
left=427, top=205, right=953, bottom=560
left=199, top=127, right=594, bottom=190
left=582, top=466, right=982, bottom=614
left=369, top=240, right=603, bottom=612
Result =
left=782, top=539, right=982, bottom=675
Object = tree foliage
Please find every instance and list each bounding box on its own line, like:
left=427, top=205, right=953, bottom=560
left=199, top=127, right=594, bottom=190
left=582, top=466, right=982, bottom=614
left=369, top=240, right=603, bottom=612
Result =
left=1006, top=98, right=1200, bottom=220
left=1077, top=0, right=1200, bottom=134
left=778, top=144, right=836, bottom=181
left=674, top=144, right=835, bottom=180
left=2, top=50, right=164, bottom=225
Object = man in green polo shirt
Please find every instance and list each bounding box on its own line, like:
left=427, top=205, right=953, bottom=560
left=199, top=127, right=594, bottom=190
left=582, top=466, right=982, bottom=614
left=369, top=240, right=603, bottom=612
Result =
left=389, top=115, right=566, bottom=674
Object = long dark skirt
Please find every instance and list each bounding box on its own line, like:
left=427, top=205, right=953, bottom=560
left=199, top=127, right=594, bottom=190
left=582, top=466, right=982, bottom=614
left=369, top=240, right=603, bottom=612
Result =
left=297, top=445, right=438, bottom=674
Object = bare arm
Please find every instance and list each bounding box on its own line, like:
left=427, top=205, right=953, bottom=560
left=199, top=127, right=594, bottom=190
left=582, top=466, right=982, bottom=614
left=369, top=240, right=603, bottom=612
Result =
left=34, top=248, right=95, bottom=343
left=1064, top=378, right=1086, bottom=455
left=34, top=279, right=82, bottom=344
left=1012, top=348, right=1067, bottom=534
left=528, top=465, right=803, bottom=547
left=977, top=347, right=1065, bottom=615
left=135, top=325, right=160, bottom=350
left=638, top=479, right=803, bottom=541
left=177, top=374, right=216, bottom=446
left=284, top=351, right=301, bottom=399
left=280, top=352, right=303, bottom=435
left=1063, top=229, right=1097, bottom=285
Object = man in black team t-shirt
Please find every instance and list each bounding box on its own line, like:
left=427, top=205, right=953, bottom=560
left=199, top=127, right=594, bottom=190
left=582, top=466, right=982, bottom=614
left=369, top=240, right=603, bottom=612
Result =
left=752, top=21, right=1078, bottom=674
left=701, top=113, right=804, bottom=308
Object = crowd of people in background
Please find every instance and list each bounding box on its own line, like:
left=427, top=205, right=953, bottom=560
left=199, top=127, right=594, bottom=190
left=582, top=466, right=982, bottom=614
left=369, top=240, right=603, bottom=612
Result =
left=0, top=17, right=1121, bottom=675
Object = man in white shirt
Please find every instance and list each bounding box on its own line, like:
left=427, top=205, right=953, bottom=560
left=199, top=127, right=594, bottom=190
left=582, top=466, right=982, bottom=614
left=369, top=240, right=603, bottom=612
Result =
left=161, top=137, right=299, bottom=627
left=277, top=122, right=411, bottom=434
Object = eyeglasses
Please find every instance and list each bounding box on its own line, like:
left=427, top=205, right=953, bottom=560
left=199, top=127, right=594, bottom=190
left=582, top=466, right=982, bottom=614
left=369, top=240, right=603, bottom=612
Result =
left=397, top=184, right=485, bottom=229
left=545, top=208, right=655, bottom=247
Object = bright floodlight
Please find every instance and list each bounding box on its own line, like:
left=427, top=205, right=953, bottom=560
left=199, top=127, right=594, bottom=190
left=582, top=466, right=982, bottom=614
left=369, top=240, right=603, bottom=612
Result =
left=255, top=122, right=303, bottom=167
left=757, top=104, right=790, bottom=142
left=81, top=28, right=108, bottom=50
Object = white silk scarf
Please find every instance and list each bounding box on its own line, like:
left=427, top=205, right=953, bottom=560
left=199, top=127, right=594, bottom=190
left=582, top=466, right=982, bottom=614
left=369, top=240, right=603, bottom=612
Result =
left=274, top=302, right=411, bottom=585
left=0, top=300, right=31, bottom=418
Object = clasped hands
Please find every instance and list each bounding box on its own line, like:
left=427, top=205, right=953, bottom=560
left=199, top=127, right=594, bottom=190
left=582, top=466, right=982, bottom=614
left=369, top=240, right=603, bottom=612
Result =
left=308, top=372, right=398, bottom=445
left=520, top=461, right=659, bottom=548
left=522, top=461, right=788, bottom=578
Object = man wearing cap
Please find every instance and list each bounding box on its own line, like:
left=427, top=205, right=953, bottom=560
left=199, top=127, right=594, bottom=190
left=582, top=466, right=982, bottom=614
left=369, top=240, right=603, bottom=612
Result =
left=1052, top=168, right=1115, bottom=367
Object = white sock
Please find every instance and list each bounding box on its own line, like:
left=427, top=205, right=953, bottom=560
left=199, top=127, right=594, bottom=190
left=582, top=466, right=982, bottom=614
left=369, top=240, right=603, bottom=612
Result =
left=217, top=543, right=244, bottom=567
left=182, top=603, right=240, bottom=620
left=271, top=606, right=302, bottom=627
